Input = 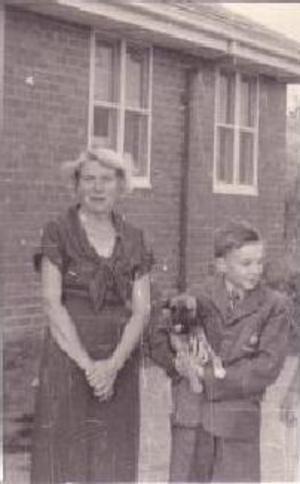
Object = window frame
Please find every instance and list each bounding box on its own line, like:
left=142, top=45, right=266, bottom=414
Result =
left=89, top=31, right=153, bottom=189
left=213, top=68, right=259, bottom=196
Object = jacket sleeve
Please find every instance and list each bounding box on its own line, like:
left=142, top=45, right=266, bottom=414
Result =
left=203, top=295, right=291, bottom=401
left=149, top=305, right=181, bottom=381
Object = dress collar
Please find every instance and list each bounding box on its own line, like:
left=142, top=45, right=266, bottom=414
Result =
left=71, top=204, right=125, bottom=239
left=66, top=204, right=125, bottom=262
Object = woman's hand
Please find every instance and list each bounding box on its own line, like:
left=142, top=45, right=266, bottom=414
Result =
left=85, top=358, right=118, bottom=400
left=92, top=373, right=116, bottom=402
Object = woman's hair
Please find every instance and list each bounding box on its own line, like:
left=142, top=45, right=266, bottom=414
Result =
left=214, top=219, right=262, bottom=258
left=62, top=145, right=133, bottom=193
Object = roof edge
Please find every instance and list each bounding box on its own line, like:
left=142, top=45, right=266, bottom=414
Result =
left=5, top=0, right=300, bottom=82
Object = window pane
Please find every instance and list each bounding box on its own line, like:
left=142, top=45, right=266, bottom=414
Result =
left=216, top=126, right=234, bottom=183
left=93, top=106, right=118, bottom=149
left=239, top=131, right=254, bottom=185
left=124, top=111, right=148, bottom=177
left=94, top=39, right=119, bottom=103
left=218, top=72, right=235, bottom=124
left=240, top=76, right=256, bottom=127
left=126, top=46, right=149, bottom=109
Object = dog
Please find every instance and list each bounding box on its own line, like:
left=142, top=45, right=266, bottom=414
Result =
left=162, top=293, right=226, bottom=393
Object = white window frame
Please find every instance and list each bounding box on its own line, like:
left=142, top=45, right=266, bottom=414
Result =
left=213, top=69, right=259, bottom=196
left=89, top=31, right=153, bottom=189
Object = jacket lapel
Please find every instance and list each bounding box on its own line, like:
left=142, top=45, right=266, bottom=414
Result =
left=206, top=276, right=266, bottom=326
left=232, top=284, right=265, bottom=322
left=208, top=276, right=230, bottom=318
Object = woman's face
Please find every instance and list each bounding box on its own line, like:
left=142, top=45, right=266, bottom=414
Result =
left=77, top=160, right=121, bottom=215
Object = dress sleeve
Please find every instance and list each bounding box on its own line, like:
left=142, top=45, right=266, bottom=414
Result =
left=133, top=230, right=154, bottom=279
left=34, top=220, right=65, bottom=273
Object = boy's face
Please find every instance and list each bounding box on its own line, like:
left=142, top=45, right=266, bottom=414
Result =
left=219, top=241, right=265, bottom=292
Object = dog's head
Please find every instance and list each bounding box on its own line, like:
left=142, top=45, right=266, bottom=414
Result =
left=162, top=294, right=197, bottom=334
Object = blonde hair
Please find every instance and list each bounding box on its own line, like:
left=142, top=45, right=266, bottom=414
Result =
left=62, top=145, right=133, bottom=193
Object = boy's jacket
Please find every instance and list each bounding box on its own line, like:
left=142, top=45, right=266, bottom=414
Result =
left=150, top=276, right=290, bottom=440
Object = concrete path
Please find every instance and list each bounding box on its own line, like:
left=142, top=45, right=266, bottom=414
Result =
left=3, top=360, right=300, bottom=483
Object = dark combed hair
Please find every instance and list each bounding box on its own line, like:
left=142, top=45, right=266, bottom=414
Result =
left=214, top=219, right=261, bottom=258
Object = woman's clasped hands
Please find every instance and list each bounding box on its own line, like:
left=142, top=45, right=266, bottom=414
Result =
left=85, top=358, right=119, bottom=402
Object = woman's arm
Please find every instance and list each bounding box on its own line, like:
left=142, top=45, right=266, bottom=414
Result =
left=87, top=274, right=151, bottom=389
left=112, top=273, right=151, bottom=370
left=41, top=257, right=93, bottom=372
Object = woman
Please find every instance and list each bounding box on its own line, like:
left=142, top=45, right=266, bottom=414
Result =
left=31, top=147, right=153, bottom=483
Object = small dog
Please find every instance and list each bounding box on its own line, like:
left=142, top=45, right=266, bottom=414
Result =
left=162, top=293, right=226, bottom=393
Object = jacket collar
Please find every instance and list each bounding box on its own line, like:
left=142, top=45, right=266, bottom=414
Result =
left=207, top=275, right=266, bottom=325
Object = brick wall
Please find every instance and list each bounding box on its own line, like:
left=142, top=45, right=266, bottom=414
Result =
left=3, top=7, right=90, bottom=332
left=123, top=47, right=189, bottom=297
left=2, top=7, right=187, bottom=333
left=185, top=68, right=287, bottom=292
left=2, top=6, right=288, bottom=327
left=258, top=78, right=287, bottom=253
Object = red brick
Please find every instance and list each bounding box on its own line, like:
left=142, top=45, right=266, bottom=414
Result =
left=2, top=7, right=288, bottom=330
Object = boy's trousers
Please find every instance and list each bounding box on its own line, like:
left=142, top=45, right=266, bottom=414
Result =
left=169, top=424, right=260, bottom=483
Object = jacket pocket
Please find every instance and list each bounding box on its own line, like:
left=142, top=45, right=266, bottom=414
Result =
left=202, top=398, right=260, bottom=440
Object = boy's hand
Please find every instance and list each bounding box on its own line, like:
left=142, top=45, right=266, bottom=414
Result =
left=174, top=352, right=204, bottom=379
left=174, top=352, right=192, bottom=379
left=175, top=352, right=204, bottom=393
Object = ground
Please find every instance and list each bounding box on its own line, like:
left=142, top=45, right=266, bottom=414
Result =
left=3, top=330, right=172, bottom=484
left=3, top=332, right=299, bottom=483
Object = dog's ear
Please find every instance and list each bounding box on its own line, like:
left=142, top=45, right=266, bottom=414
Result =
left=161, top=298, right=171, bottom=310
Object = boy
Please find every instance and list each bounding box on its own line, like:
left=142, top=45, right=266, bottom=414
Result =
left=150, top=220, right=290, bottom=482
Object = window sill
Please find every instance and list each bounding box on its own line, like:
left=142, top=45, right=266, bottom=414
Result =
left=213, top=183, right=258, bottom=196
left=131, top=177, right=152, bottom=190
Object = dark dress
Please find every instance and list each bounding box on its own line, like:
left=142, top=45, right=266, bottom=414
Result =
left=31, top=205, right=153, bottom=483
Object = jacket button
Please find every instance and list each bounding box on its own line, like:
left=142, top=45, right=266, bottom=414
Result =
left=249, top=334, right=259, bottom=345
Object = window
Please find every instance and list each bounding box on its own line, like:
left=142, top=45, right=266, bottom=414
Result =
left=89, top=33, right=153, bottom=188
left=214, top=70, right=259, bottom=195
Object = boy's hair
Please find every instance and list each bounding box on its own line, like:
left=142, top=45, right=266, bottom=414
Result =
left=214, top=220, right=262, bottom=258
